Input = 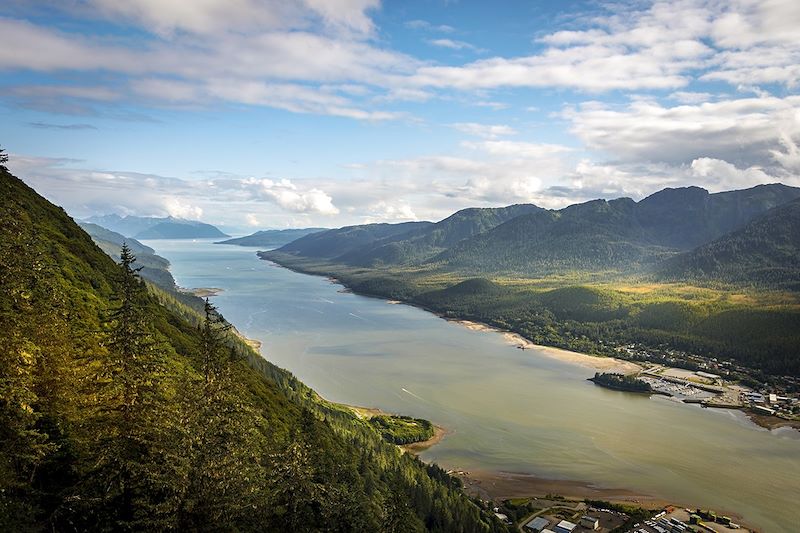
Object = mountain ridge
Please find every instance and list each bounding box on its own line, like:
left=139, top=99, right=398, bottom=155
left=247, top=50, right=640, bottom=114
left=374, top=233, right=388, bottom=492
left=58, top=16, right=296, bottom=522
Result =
left=84, top=213, right=229, bottom=239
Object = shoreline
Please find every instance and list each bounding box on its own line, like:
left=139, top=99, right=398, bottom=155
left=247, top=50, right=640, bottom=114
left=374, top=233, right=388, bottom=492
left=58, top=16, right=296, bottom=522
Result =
left=458, top=468, right=669, bottom=506
left=260, top=254, right=645, bottom=377
left=184, top=286, right=224, bottom=298
left=447, top=318, right=643, bottom=375
left=343, top=404, right=448, bottom=453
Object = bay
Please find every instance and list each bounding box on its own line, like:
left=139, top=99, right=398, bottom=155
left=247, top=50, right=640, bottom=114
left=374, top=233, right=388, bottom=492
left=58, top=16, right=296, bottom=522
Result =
left=144, top=238, right=800, bottom=532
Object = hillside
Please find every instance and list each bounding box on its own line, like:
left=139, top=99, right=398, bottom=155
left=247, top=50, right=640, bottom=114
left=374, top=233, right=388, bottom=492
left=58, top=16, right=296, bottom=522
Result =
left=0, top=169, right=506, bottom=532
left=266, top=184, right=800, bottom=277
left=337, top=204, right=542, bottom=267
left=430, top=184, right=800, bottom=275
left=78, top=222, right=177, bottom=290
left=660, top=198, right=800, bottom=290
left=278, top=221, right=432, bottom=259
left=216, top=227, right=326, bottom=247
left=84, top=213, right=228, bottom=239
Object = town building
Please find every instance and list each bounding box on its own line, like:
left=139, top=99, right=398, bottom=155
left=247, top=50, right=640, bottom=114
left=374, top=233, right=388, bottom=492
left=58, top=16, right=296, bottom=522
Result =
left=554, top=519, right=577, bottom=533
left=579, top=515, right=600, bottom=530
left=524, top=517, right=550, bottom=532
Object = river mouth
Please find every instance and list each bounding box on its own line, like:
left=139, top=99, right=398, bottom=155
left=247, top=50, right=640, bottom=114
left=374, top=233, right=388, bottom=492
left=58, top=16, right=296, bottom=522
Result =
left=144, top=238, right=800, bottom=533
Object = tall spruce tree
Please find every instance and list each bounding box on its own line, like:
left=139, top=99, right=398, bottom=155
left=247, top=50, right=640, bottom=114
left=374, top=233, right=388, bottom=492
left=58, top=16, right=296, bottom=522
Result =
left=177, top=299, right=266, bottom=529
left=64, top=244, right=186, bottom=530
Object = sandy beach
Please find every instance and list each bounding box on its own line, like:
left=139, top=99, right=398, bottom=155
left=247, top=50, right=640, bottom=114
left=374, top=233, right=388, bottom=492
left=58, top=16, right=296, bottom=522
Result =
left=400, top=424, right=447, bottom=454
left=186, top=287, right=224, bottom=297
left=459, top=469, right=669, bottom=507
left=450, top=319, right=642, bottom=374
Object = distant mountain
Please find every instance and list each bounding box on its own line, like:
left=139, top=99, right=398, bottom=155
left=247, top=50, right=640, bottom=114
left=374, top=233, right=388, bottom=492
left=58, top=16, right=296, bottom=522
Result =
left=84, top=214, right=228, bottom=239
left=277, top=221, right=432, bottom=259
left=264, top=183, right=800, bottom=278
left=337, top=204, right=542, bottom=267
left=78, top=222, right=177, bottom=290
left=216, top=228, right=326, bottom=247
left=660, top=198, right=800, bottom=290
left=430, top=184, right=800, bottom=275
left=634, top=183, right=800, bottom=249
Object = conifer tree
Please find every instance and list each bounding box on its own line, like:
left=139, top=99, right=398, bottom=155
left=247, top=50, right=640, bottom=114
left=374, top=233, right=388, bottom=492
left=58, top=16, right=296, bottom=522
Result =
left=177, top=299, right=265, bottom=529
left=0, top=215, right=53, bottom=529
left=70, top=244, right=185, bottom=530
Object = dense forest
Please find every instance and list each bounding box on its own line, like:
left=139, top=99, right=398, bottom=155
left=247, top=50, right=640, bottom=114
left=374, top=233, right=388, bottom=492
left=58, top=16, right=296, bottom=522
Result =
left=660, top=198, right=800, bottom=290
left=589, top=373, right=652, bottom=393
left=0, top=168, right=508, bottom=532
left=369, top=415, right=435, bottom=445
left=216, top=228, right=327, bottom=247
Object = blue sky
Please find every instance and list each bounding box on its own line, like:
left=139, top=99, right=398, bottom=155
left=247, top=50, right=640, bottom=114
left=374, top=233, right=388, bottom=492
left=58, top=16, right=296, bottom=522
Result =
left=1, top=0, right=799, bottom=231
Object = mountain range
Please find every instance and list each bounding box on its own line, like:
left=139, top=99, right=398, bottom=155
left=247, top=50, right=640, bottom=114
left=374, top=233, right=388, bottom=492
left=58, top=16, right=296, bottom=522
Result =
left=216, top=227, right=326, bottom=247
left=84, top=214, right=228, bottom=240
left=78, top=222, right=178, bottom=290
left=267, top=183, right=800, bottom=288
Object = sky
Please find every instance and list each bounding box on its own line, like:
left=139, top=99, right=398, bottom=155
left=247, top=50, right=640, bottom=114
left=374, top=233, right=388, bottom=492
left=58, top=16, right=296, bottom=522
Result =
left=1, top=0, right=799, bottom=232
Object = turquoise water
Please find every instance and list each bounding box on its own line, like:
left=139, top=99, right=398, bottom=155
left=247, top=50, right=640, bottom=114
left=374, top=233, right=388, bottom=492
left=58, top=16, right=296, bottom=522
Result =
left=144, top=239, right=800, bottom=532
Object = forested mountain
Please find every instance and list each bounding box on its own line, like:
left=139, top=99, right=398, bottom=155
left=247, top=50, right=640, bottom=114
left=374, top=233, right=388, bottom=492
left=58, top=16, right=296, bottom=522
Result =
left=661, top=198, right=800, bottom=290
left=84, top=213, right=228, bottom=239
left=216, top=228, right=326, bottom=247
left=269, top=184, right=799, bottom=277
left=429, top=184, right=800, bottom=275
left=0, top=169, right=506, bottom=532
left=633, top=184, right=800, bottom=249
left=278, top=221, right=433, bottom=259
left=78, top=222, right=177, bottom=290
left=337, top=204, right=542, bottom=267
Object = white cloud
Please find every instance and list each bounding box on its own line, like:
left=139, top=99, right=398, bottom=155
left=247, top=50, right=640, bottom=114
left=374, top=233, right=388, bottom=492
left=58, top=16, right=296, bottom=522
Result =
left=451, top=122, right=517, bottom=139
left=461, top=140, right=572, bottom=158
left=669, top=91, right=715, bottom=104
left=86, top=0, right=379, bottom=37
left=0, top=8, right=416, bottom=119
left=243, top=178, right=340, bottom=215
left=427, top=38, right=482, bottom=52
left=407, top=0, right=714, bottom=92
left=405, top=20, right=454, bottom=33
left=163, top=197, right=203, bottom=219
left=245, top=213, right=261, bottom=227
left=689, top=157, right=773, bottom=191
left=363, top=201, right=417, bottom=223
left=565, top=95, right=800, bottom=169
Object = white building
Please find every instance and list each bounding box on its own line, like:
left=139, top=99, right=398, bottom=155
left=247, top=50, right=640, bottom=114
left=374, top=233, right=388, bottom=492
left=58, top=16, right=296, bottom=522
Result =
left=580, top=516, right=600, bottom=530
left=554, top=519, right=577, bottom=533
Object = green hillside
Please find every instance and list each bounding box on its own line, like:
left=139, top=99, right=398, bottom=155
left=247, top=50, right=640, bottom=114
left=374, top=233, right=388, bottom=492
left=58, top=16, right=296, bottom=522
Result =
left=337, top=205, right=541, bottom=266
left=216, top=228, right=327, bottom=247
left=79, top=221, right=177, bottom=290
left=279, top=221, right=432, bottom=259
left=268, top=184, right=799, bottom=278
left=0, top=169, right=506, bottom=532
left=660, top=198, right=800, bottom=290
left=431, top=185, right=800, bottom=275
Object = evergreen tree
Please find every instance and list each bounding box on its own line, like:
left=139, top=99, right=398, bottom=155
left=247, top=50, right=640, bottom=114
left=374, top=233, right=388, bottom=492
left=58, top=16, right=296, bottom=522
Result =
left=65, top=244, right=186, bottom=530
left=0, top=216, right=54, bottom=530
left=177, top=299, right=266, bottom=529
